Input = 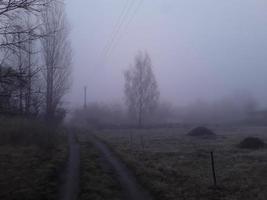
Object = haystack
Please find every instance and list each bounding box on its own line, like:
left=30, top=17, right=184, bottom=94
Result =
left=238, top=137, right=265, bottom=149
left=187, top=126, right=216, bottom=137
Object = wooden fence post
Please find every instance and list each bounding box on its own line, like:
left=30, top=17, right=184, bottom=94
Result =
left=129, top=132, right=133, bottom=151
left=210, top=151, right=217, bottom=187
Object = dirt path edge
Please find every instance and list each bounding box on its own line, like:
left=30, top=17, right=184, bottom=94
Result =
left=89, top=135, right=153, bottom=200
left=59, top=131, right=80, bottom=200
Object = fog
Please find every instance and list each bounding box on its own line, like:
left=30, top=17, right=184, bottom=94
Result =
left=65, top=0, right=267, bottom=110
left=1, top=1, right=267, bottom=198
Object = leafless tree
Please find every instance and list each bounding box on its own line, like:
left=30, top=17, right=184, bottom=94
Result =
left=0, top=0, right=53, bottom=49
left=40, top=0, right=71, bottom=121
left=124, top=52, right=159, bottom=127
left=0, top=0, right=50, bottom=16
left=23, top=15, right=41, bottom=115
left=1, top=15, right=39, bottom=115
left=0, top=0, right=57, bottom=116
left=2, top=22, right=28, bottom=114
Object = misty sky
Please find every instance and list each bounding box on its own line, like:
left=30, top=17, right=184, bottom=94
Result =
left=65, top=0, right=267, bottom=108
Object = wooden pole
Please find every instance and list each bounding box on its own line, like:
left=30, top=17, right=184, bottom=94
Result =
left=210, top=151, right=217, bottom=187
left=129, top=132, right=133, bottom=150
left=84, top=86, right=87, bottom=109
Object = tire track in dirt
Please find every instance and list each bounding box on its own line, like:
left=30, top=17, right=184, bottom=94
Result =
left=89, top=135, right=153, bottom=200
left=59, top=132, right=80, bottom=200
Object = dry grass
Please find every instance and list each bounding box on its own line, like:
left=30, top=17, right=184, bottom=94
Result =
left=0, top=118, right=68, bottom=200
left=78, top=133, right=123, bottom=200
left=95, top=126, right=267, bottom=200
left=0, top=145, right=67, bottom=200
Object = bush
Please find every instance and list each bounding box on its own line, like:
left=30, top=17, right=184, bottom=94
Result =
left=238, top=137, right=265, bottom=149
left=187, top=126, right=216, bottom=137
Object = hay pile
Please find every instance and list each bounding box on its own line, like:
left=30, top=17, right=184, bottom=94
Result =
left=187, top=126, right=216, bottom=137
left=238, top=137, right=265, bottom=149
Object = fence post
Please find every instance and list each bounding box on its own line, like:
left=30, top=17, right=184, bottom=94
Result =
left=210, top=151, right=217, bottom=187
left=129, top=132, right=133, bottom=151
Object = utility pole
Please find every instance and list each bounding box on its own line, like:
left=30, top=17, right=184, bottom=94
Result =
left=84, top=86, right=87, bottom=109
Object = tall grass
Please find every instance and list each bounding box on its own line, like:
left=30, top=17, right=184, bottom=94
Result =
left=0, top=117, right=66, bottom=149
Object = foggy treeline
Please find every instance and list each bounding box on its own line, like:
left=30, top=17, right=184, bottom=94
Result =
left=72, top=93, right=259, bottom=128
left=72, top=52, right=261, bottom=128
left=180, top=92, right=259, bottom=124
left=0, top=1, right=263, bottom=128
left=0, top=0, right=71, bottom=122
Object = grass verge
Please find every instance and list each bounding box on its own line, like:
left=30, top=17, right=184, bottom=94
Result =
left=0, top=118, right=68, bottom=200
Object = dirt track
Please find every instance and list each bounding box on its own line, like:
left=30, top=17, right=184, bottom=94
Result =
left=59, top=131, right=152, bottom=200
left=89, top=135, right=153, bottom=200
left=59, top=132, right=80, bottom=200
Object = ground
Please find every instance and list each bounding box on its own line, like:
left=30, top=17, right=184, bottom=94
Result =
left=79, top=140, right=123, bottom=200
left=95, top=126, right=267, bottom=200
left=77, top=130, right=152, bottom=200
left=0, top=119, right=68, bottom=200
left=0, top=142, right=67, bottom=200
left=2, top=122, right=267, bottom=200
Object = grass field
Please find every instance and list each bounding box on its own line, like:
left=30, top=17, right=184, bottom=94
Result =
left=95, top=126, right=267, bottom=200
left=0, top=118, right=68, bottom=200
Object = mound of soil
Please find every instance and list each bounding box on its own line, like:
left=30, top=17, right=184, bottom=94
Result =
left=187, top=126, right=216, bottom=137
left=238, top=137, right=265, bottom=149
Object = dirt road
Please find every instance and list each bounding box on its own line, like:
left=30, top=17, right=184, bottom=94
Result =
left=89, top=135, right=153, bottom=200
left=59, top=132, right=80, bottom=200
left=59, top=131, right=152, bottom=200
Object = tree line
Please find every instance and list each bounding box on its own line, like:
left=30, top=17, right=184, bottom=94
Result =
left=0, top=0, right=71, bottom=122
left=72, top=51, right=259, bottom=127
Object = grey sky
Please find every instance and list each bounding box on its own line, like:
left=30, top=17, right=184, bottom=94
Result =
left=65, top=0, right=267, bottom=107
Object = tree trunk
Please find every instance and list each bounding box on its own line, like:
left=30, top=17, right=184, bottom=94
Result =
left=25, top=38, right=32, bottom=115
left=18, top=33, right=23, bottom=115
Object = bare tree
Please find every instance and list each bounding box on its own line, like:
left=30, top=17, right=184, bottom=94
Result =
left=1, top=16, right=39, bottom=115
left=124, top=52, right=159, bottom=127
left=23, top=15, right=41, bottom=115
left=40, top=0, right=71, bottom=121
left=0, top=0, right=55, bottom=116
left=0, top=0, right=53, bottom=49
left=2, top=22, right=28, bottom=114
left=0, top=0, right=49, bottom=16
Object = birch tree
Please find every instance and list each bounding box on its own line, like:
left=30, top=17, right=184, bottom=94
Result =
left=124, top=52, right=159, bottom=127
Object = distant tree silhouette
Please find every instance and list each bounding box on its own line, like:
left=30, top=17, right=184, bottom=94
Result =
left=124, top=51, right=159, bottom=127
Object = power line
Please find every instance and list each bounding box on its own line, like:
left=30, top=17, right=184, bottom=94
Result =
left=122, top=0, right=144, bottom=36
left=101, top=0, right=135, bottom=60
left=103, top=0, right=136, bottom=58
left=102, top=0, right=131, bottom=55
left=106, top=0, right=144, bottom=58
